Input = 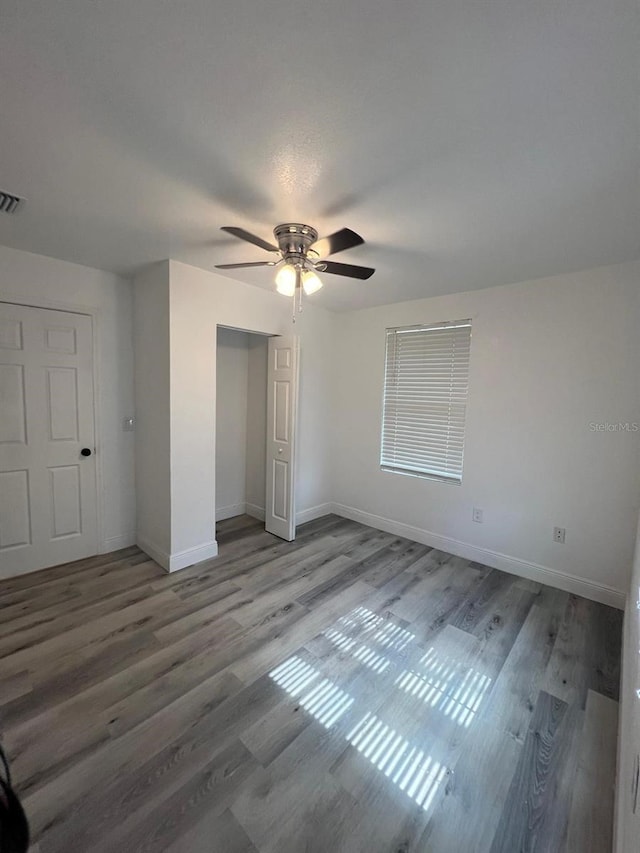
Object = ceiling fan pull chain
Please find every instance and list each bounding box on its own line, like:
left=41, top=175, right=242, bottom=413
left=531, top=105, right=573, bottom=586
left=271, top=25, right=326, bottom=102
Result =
left=297, top=267, right=304, bottom=315
left=292, top=265, right=298, bottom=323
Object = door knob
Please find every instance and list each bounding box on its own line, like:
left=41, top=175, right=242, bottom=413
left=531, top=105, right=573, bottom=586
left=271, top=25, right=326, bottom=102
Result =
left=81, top=448, right=92, bottom=457
left=278, top=448, right=283, bottom=454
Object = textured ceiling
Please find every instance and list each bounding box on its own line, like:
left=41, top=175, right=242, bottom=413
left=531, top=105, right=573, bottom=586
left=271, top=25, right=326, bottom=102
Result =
left=0, top=0, right=638, bottom=310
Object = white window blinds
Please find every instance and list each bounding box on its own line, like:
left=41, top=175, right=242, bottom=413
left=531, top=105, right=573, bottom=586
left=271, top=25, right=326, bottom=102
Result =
left=381, top=320, right=472, bottom=483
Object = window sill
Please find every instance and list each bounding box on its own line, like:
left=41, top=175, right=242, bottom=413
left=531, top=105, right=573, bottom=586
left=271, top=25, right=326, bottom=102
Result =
left=380, top=466, right=462, bottom=486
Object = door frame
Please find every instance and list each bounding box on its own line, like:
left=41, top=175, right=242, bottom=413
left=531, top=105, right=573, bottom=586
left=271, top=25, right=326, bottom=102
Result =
left=0, top=295, right=104, bottom=553
left=214, top=323, right=282, bottom=537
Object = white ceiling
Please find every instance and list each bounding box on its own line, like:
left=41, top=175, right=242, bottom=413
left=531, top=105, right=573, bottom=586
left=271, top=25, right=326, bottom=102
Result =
left=0, top=0, right=638, bottom=311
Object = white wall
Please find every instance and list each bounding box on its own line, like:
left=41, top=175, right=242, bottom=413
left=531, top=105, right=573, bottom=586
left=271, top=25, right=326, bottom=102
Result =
left=1, top=244, right=634, bottom=614
left=615, top=514, right=640, bottom=852
left=293, top=304, right=335, bottom=521
left=133, top=261, right=171, bottom=558
left=0, top=245, right=135, bottom=552
left=215, top=327, right=249, bottom=519
left=331, top=260, right=640, bottom=606
left=164, top=261, right=333, bottom=569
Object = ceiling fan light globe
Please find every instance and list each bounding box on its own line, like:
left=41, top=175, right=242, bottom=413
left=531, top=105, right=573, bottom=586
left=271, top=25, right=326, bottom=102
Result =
left=302, top=270, right=323, bottom=295
left=275, top=263, right=296, bottom=296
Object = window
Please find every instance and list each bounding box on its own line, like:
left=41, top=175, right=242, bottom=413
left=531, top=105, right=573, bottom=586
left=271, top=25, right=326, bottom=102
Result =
left=381, top=320, right=472, bottom=484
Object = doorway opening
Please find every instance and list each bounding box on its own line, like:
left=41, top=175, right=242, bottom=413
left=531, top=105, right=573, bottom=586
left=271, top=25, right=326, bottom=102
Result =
left=215, top=327, right=269, bottom=525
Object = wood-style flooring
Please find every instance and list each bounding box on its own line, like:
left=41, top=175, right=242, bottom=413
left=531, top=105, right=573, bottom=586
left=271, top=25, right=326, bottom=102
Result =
left=0, top=514, right=622, bottom=852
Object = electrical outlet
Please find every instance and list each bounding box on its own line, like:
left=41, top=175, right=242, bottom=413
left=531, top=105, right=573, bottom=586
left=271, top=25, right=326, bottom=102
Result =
left=472, top=508, right=483, bottom=523
left=553, top=526, right=566, bottom=544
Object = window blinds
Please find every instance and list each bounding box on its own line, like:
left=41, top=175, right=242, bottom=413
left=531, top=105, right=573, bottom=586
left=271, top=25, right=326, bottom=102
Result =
left=381, top=320, right=472, bottom=483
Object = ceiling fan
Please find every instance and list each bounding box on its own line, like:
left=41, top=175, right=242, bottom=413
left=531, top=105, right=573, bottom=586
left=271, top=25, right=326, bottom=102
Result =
left=215, top=223, right=374, bottom=312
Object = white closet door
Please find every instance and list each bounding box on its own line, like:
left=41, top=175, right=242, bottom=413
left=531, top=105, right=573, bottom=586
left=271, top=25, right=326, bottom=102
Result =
left=265, top=335, right=299, bottom=541
left=0, top=302, right=98, bottom=578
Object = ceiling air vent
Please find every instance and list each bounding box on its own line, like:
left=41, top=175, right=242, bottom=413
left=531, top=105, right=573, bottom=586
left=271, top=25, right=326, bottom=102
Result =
left=0, top=191, right=24, bottom=214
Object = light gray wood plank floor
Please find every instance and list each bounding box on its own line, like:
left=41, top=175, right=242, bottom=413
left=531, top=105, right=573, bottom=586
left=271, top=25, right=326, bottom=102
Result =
left=0, top=514, right=622, bottom=852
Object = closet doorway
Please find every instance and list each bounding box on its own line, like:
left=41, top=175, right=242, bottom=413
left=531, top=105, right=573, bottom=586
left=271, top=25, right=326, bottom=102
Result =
left=215, top=327, right=269, bottom=524
left=215, top=326, right=299, bottom=541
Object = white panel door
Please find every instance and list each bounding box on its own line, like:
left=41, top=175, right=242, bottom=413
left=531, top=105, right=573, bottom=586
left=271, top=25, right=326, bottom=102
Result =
left=265, top=334, right=299, bottom=541
left=0, top=302, right=98, bottom=577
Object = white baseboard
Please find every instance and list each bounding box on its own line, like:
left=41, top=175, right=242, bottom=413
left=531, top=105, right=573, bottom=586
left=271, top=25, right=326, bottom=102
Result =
left=216, top=502, right=246, bottom=522
left=100, top=531, right=136, bottom=553
left=136, top=534, right=170, bottom=570
left=168, top=540, right=218, bottom=572
left=297, top=503, right=334, bottom=525
left=331, top=502, right=626, bottom=610
left=137, top=535, right=218, bottom=573
left=245, top=503, right=266, bottom=521
left=244, top=503, right=333, bottom=525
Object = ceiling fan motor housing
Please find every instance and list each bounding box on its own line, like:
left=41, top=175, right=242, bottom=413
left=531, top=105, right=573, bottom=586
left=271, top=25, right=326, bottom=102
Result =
left=273, top=223, right=318, bottom=265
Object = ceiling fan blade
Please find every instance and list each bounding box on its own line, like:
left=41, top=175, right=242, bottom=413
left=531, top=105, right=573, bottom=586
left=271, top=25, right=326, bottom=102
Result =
left=312, top=227, right=364, bottom=257
left=321, top=261, right=375, bottom=280
left=220, top=226, right=279, bottom=253
left=215, top=261, right=277, bottom=269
